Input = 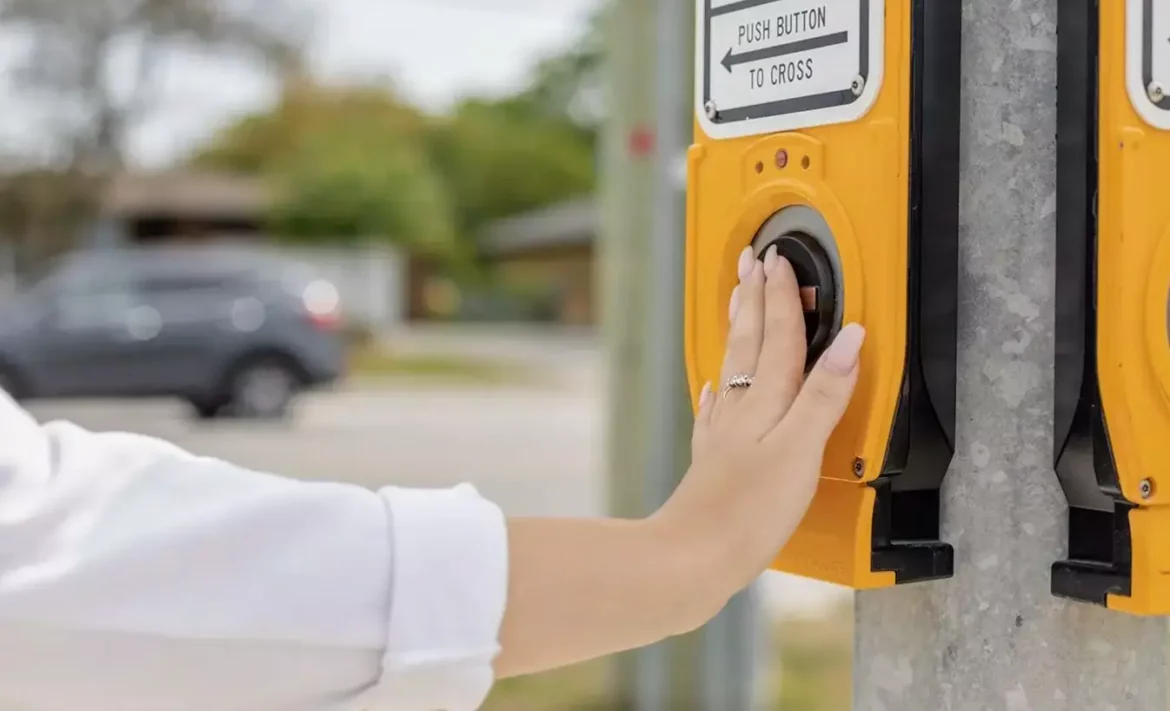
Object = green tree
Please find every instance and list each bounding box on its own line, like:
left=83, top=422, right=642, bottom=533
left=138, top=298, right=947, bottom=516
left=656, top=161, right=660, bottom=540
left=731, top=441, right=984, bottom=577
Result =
left=0, top=0, right=307, bottom=267
left=1, top=0, right=307, bottom=173
left=417, top=3, right=607, bottom=236
left=195, top=82, right=427, bottom=174
left=424, top=98, right=597, bottom=237
left=513, top=2, right=609, bottom=129
left=193, top=83, right=458, bottom=258
left=267, top=116, right=457, bottom=259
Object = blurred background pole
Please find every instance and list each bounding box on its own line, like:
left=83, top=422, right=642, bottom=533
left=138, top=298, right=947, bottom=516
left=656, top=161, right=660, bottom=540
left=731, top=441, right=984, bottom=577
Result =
left=853, top=1, right=1170, bottom=708
left=602, top=0, right=760, bottom=707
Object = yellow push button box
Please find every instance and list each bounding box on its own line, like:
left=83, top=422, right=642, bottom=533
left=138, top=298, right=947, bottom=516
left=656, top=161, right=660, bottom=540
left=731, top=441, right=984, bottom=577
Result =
left=685, top=0, right=961, bottom=588
left=1053, top=0, right=1170, bottom=614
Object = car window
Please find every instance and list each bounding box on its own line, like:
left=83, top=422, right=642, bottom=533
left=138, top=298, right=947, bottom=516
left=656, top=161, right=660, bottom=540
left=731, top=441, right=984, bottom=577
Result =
left=135, top=273, right=250, bottom=296
left=53, top=264, right=137, bottom=330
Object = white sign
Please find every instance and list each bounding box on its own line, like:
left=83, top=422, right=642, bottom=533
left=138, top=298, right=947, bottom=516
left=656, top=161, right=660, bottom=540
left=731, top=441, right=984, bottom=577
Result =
left=694, top=0, right=884, bottom=140
left=1127, top=0, right=1170, bottom=130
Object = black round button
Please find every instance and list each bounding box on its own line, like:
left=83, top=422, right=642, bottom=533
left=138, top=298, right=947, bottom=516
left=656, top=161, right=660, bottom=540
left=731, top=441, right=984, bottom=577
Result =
left=759, top=231, right=839, bottom=367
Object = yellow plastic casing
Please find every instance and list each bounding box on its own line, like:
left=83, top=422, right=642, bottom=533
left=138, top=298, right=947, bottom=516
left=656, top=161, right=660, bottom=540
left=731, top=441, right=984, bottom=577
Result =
left=1096, top=0, right=1170, bottom=615
left=683, top=4, right=911, bottom=589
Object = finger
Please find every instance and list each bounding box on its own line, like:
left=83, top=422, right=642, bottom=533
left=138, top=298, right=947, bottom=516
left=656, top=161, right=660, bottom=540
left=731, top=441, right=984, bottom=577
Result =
left=768, top=323, right=865, bottom=446
left=718, top=260, right=766, bottom=404
left=741, top=247, right=807, bottom=421
left=691, top=381, right=714, bottom=451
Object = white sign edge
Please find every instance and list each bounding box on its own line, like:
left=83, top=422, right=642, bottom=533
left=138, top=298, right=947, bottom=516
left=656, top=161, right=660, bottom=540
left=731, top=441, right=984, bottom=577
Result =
left=1126, top=0, right=1170, bottom=130
left=693, top=0, right=886, bottom=140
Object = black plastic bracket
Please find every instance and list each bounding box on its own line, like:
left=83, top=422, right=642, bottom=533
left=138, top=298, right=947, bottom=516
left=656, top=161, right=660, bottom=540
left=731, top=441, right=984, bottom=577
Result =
left=866, top=0, right=960, bottom=585
left=1052, top=0, right=1134, bottom=607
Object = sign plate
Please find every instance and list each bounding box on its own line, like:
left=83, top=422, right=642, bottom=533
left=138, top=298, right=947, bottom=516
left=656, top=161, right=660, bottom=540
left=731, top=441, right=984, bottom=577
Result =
left=695, top=0, right=884, bottom=140
left=1128, top=0, right=1170, bottom=130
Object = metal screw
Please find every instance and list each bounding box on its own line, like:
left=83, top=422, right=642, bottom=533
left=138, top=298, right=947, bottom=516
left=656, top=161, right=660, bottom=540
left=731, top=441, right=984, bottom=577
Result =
left=775, top=149, right=788, bottom=168
left=704, top=100, right=718, bottom=120
left=1140, top=479, right=1155, bottom=499
left=852, top=458, right=866, bottom=478
left=850, top=75, right=865, bottom=96
left=1149, top=82, right=1165, bottom=104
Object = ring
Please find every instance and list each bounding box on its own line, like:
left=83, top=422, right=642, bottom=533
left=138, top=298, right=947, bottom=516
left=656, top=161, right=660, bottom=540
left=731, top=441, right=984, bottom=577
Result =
left=721, top=373, right=754, bottom=399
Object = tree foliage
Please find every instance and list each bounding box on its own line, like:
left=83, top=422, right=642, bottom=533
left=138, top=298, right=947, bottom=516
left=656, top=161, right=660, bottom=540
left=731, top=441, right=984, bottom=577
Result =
left=195, top=83, right=457, bottom=257
left=195, top=82, right=427, bottom=174
left=1, top=0, right=308, bottom=172
left=424, top=98, right=595, bottom=237
left=0, top=0, right=307, bottom=266
left=182, top=5, right=609, bottom=270
left=194, top=76, right=597, bottom=260
left=511, top=2, right=608, bottom=129
left=264, top=107, right=457, bottom=259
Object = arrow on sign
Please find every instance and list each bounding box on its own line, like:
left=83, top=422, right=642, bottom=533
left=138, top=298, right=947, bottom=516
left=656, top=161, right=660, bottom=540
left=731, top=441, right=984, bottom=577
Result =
left=721, top=31, right=850, bottom=73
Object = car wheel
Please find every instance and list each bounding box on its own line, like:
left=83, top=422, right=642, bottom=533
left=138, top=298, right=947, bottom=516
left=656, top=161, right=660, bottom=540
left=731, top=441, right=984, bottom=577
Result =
left=0, top=367, right=23, bottom=401
left=229, top=359, right=298, bottom=419
left=188, top=397, right=228, bottom=421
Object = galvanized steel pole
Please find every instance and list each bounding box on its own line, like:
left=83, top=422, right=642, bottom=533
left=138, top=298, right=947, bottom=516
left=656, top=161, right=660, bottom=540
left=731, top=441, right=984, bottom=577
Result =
left=602, top=0, right=760, bottom=706
left=853, top=1, right=1170, bottom=708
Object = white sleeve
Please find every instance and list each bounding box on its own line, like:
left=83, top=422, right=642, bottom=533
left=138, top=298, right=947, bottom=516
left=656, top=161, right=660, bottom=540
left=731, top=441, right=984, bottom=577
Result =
left=0, top=391, right=509, bottom=711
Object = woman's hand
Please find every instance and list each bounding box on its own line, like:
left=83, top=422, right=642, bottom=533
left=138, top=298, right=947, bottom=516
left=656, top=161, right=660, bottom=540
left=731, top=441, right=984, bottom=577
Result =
left=493, top=246, right=862, bottom=681
left=654, top=245, right=865, bottom=609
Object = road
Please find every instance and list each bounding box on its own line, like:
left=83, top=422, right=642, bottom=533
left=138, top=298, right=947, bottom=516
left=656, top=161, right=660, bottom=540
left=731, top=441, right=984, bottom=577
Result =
left=22, top=384, right=603, bottom=519
left=21, top=380, right=849, bottom=617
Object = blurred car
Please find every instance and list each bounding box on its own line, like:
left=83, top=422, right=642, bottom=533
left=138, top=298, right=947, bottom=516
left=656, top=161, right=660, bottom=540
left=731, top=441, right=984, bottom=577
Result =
left=0, top=245, right=346, bottom=420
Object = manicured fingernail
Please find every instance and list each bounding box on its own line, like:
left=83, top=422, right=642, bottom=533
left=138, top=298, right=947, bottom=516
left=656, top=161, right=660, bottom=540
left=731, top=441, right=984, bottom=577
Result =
left=728, top=285, right=741, bottom=321
left=822, top=324, right=866, bottom=375
left=764, top=245, right=779, bottom=275
left=699, top=382, right=712, bottom=407
left=737, top=247, right=754, bottom=281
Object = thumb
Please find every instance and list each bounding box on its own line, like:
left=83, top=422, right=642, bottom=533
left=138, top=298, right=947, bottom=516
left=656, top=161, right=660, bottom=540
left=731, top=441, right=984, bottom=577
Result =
left=774, top=324, right=865, bottom=445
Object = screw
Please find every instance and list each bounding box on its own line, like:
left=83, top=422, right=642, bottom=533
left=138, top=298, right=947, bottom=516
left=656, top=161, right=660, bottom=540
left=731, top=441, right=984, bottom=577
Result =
left=850, top=75, right=865, bottom=97
left=852, top=458, right=866, bottom=478
left=704, top=100, right=718, bottom=120
left=775, top=149, right=788, bottom=168
left=1141, top=479, right=1155, bottom=499
left=1149, top=82, right=1165, bottom=104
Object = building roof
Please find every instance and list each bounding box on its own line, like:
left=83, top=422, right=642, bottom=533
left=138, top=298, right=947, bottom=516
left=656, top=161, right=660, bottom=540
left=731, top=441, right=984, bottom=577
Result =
left=104, top=171, right=271, bottom=220
left=478, top=196, right=597, bottom=255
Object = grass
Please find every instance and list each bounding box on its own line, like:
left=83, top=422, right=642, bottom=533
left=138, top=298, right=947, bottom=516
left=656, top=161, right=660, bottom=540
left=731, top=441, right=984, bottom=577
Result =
left=479, top=605, right=852, bottom=710
left=346, top=344, right=530, bottom=385
left=483, top=660, right=612, bottom=711
left=769, top=607, right=852, bottom=711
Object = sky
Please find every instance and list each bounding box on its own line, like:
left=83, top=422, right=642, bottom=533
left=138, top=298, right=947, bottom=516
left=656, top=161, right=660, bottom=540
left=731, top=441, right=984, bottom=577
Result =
left=1, top=0, right=599, bottom=169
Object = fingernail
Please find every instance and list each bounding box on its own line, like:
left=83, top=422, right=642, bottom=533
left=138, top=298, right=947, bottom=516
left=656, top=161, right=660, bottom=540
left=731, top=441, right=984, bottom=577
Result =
left=728, top=285, right=741, bottom=321
left=737, top=247, right=754, bottom=281
left=764, top=245, right=779, bottom=275
left=822, top=324, right=866, bottom=375
left=699, top=382, right=712, bottom=407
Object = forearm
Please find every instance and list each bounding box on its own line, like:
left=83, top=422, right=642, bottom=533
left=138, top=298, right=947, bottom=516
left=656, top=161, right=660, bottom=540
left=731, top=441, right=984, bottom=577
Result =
left=494, top=516, right=727, bottom=679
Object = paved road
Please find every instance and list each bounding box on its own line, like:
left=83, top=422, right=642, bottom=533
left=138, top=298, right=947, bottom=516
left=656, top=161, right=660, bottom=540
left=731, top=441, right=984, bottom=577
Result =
left=22, top=384, right=603, bottom=520
left=21, top=382, right=849, bottom=616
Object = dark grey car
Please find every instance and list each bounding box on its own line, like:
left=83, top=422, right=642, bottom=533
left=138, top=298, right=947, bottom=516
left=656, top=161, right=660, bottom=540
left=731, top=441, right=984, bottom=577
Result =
left=0, top=246, right=347, bottom=419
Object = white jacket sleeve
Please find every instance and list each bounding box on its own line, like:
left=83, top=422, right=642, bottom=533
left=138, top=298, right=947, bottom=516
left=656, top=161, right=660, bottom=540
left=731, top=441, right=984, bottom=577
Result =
left=0, top=391, right=509, bottom=711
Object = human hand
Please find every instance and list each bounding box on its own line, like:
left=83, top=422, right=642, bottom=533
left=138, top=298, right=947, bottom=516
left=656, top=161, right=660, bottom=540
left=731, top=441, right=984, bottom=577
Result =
left=655, top=245, right=864, bottom=605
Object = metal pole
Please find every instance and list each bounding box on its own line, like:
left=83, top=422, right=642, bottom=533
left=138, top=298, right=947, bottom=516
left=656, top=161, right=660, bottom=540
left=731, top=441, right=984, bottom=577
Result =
left=639, top=0, right=689, bottom=701
left=603, top=0, right=760, bottom=706
left=600, top=0, right=663, bottom=705
left=853, top=1, right=1170, bottom=708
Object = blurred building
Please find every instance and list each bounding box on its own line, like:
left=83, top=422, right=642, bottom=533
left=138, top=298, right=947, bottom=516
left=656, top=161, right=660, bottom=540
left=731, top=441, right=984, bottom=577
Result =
left=90, top=171, right=407, bottom=335
left=101, top=171, right=271, bottom=245
left=477, top=197, right=597, bottom=327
